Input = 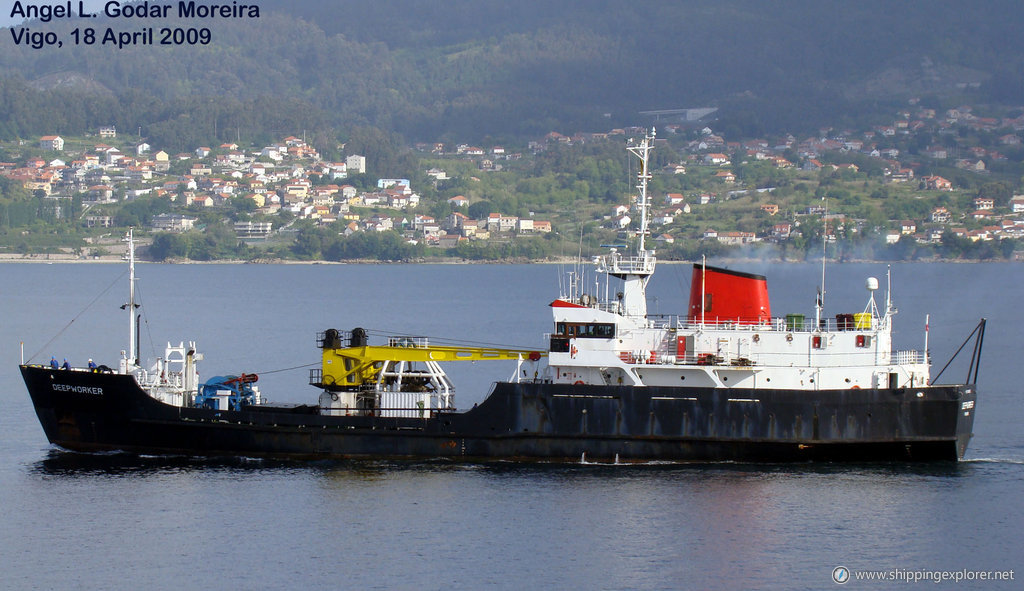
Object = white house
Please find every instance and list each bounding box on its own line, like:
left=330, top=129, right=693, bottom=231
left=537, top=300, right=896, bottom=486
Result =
left=702, top=153, right=730, bottom=166
left=378, top=178, right=410, bottom=190
left=151, top=213, right=197, bottom=233
left=346, top=155, right=366, bottom=174
left=234, top=221, right=273, bottom=238
left=260, top=147, right=283, bottom=161
left=40, top=136, right=64, bottom=151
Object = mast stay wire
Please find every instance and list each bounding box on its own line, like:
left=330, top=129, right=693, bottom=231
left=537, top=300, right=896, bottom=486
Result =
left=27, top=268, right=128, bottom=363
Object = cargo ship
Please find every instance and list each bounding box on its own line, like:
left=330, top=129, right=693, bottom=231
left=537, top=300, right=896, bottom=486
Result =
left=20, top=130, right=986, bottom=462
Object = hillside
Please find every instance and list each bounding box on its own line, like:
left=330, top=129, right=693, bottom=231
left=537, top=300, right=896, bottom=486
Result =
left=1, top=0, right=1024, bottom=148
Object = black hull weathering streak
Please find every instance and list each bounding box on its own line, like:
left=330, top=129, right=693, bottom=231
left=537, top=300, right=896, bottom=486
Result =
left=22, top=365, right=976, bottom=462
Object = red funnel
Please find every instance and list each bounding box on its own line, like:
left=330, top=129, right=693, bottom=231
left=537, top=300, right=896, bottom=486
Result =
left=688, top=265, right=771, bottom=325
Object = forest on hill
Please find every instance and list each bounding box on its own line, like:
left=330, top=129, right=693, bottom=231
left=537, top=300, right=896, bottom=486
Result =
left=1, top=0, right=1024, bottom=153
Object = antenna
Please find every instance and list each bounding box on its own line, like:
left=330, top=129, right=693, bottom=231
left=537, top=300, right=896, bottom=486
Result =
left=864, top=276, right=880, bottom=318
left=886, top=265, right=893, bottom=317
left=816, top=197, right=827, bottom=327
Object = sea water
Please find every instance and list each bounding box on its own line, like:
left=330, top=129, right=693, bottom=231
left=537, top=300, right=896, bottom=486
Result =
left=0, top=262, right=1020, bottom=590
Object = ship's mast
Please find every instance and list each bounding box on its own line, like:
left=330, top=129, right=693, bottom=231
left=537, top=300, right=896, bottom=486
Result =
left=124, top=229, right=138, bottom=368
left=591, top=129, right=657, bottom=319
left=627, top=128, right=655, bottom=255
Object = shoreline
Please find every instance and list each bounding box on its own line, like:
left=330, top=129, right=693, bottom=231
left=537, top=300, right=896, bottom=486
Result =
left=0, top=253, right=1017, bottom=265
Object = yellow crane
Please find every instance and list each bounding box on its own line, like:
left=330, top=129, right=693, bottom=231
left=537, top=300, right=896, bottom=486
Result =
left=312, top=328, right=545, bottom=391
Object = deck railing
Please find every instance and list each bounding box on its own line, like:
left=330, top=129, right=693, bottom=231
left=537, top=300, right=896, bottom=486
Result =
left=599, top=252, right=656, bottom=275
left=638, top=315, right=880, bottom=333
left=387, top=336, right=430, bottom=348
left=607, top=348, right=924, bottom=368
left=894, top=350, right=926, bottom=365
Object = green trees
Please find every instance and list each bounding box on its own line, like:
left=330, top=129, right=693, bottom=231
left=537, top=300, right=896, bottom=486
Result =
left=1, top=2, right=1024, bottom=146
left=326, top=231, right=424, bottom=261
left=340, top=127, right=419, bottom=179
left=113, top=197, right=171, bottom=227
left=935, top=231, right=1019, bottom=260
left=148, top=233, right=189, bottom=261
left=291, top=226, right=328, bottom=260
left=290, top=224, right=425, bottom=261
left=146, top=225, right=249, bottom=262
left=467, top=201, right=495, bottom=219
left=978, top=182, right=1012, bottom=206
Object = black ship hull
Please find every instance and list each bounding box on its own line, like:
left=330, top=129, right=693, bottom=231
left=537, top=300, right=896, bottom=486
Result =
left=21, top=365, right=976, bottom=462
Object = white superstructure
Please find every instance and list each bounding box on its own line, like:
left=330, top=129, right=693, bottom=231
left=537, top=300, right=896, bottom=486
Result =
left=548, top=130, right=928, bottom=392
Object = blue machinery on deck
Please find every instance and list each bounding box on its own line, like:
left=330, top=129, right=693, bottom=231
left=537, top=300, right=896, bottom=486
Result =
left=194, top=374, right=259, bottom=411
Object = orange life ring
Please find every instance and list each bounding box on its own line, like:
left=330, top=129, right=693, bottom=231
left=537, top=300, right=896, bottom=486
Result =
left=574, top=380, right=585, bottom=385
left=752, top=334, right=760, bottom=343
left=851, top=385, right=861, bottom=389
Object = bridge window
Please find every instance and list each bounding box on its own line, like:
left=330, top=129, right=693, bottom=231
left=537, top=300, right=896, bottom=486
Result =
left=554, top=322, right=615, bottom=339
left=549, top=338, right=570, bottom=352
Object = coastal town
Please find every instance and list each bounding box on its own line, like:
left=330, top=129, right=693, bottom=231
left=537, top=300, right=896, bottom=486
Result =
left=3, top=98, right=1024, bottom=261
